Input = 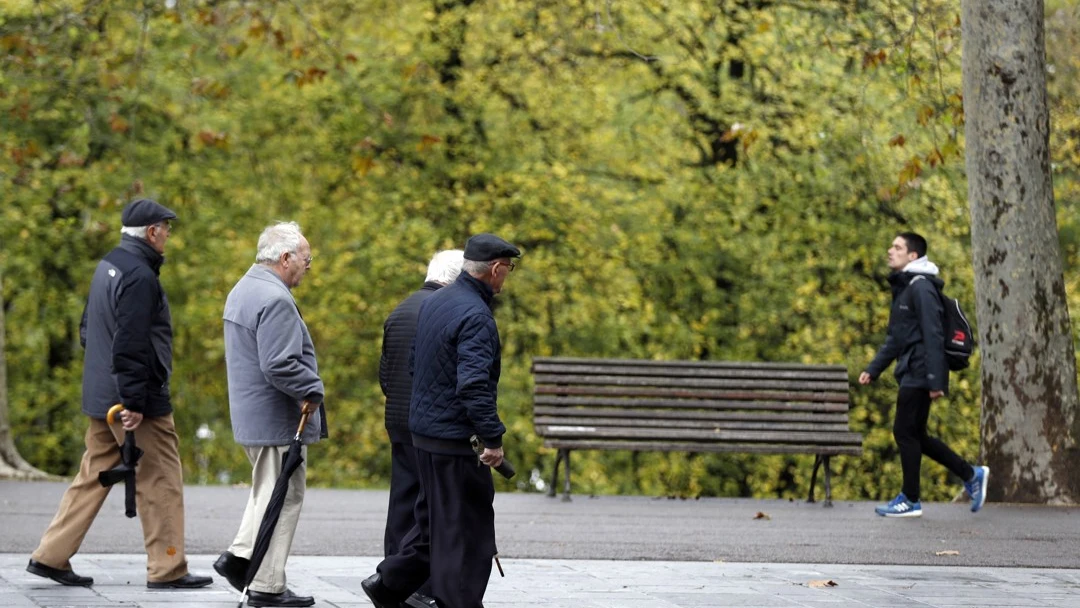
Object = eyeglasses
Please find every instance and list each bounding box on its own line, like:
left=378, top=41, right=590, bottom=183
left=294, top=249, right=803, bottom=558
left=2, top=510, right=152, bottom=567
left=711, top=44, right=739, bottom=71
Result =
left=153, top=221, right=172, bottom=235
left=290, top=251, right=313, bottom=266
left=498, top=261, right=515, bottom=273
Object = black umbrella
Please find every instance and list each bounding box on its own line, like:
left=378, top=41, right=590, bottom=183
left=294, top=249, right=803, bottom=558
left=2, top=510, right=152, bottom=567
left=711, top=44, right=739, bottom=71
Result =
left=238, top=401, right=314, bottom=607
left=98, top=404, right=142, bottom=518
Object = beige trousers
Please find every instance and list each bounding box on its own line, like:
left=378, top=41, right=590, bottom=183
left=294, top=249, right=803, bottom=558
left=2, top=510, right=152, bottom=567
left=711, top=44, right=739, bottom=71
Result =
left=32, top=415, right=189, bottom=582
left=228, top=444, right=307, bottom=594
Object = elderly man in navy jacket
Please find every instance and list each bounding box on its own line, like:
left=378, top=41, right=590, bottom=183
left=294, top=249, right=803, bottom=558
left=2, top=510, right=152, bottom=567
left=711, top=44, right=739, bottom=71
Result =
left=362, top=233, right=520, bottom=608
left=28, top=199, right=212, bottom=590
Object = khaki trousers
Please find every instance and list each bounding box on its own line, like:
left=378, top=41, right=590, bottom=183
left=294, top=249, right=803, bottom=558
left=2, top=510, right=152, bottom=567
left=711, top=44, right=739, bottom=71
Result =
left=228, top=444, right=307, bottom=594
left=32, top=414, right=189, bottom=582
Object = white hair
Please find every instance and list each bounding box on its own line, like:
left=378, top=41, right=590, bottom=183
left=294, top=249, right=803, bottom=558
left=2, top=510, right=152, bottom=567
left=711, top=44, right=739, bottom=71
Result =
left=119, top=226, right=150, bottom=239
left=256, top=221, right=304, bottom=264
left=462, top=259, right=495, bottom=276
left=425, top=249, right=465, bottom=284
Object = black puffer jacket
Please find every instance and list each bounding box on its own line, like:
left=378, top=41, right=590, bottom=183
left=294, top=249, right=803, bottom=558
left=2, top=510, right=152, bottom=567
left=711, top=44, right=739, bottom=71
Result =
left=408, top=272, right=506, bottom=453
left=866, top=270, right=948, bottom=393
left=80, top=235, right=173, bottom=418
left=379, top=281, right=443, bottom=443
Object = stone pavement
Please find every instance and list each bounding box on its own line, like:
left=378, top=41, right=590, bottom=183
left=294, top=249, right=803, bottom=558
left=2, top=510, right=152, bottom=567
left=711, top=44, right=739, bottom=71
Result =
left=2, top=554, right=1080, bottom=607
left=3, top=480, right=1080, bottom=607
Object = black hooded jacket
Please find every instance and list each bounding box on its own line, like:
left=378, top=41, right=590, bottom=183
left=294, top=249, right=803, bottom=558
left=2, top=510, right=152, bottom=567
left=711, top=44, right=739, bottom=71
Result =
left=379, top=281, right=443, bottom=443
left=865, top=270, right=948, bottom=393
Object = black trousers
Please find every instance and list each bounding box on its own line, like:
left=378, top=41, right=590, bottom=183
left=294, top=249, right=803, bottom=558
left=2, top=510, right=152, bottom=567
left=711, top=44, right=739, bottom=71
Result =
left=384, top=441, right=421, bottom=558
left=378, top=448, right=496, bottom=608
left=894, top=387, right=975, bottom=502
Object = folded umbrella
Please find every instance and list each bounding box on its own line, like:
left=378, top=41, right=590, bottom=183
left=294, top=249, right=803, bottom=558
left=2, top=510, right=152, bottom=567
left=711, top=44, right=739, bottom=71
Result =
left=98, top=403, right=142, bottom=518
left=238, top=401, right=314, bottom=607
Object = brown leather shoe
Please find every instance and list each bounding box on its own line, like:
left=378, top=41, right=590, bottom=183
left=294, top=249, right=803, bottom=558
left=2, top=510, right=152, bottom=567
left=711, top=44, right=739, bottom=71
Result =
left=26, top=559, right=93, bottom=587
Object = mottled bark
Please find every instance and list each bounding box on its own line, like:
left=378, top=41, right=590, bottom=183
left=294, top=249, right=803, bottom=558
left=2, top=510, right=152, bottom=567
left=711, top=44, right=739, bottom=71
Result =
left=962, top=0, right=1080, bottom=504
left=0, top=267, right=53, bottom=480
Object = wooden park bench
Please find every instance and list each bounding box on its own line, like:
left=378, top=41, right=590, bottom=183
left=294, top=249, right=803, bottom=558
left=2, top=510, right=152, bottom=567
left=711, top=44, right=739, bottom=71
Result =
left=531, top=357, right=862, bottom=506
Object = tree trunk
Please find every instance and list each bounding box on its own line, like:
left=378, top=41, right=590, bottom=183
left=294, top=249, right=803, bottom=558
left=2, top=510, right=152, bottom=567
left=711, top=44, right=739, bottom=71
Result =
left=0, top=266, right=54, bottom=480
left=962, top=0, right=1080, bottom=504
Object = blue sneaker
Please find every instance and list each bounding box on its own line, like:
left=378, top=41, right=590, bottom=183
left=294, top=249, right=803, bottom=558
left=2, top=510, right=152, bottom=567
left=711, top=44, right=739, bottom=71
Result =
left=965, top=466, right=990, bottom=513
left=875, top=492, right=922, bottom=518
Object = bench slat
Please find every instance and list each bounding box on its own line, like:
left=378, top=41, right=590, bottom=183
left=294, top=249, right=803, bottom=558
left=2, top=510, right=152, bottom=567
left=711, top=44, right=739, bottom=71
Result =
left=532, top=405, right=849, bottom=424
left=535, top=416, right=853, bottom=433
left=532, top=357, right=846, bottom=372
left=533, top=395, right=849, bottom=413
left=533, top=362, right=847, bottom=381
left=535, top=385, right=848, bottom=403
left=534, top=373, right=849, bottom=392
left=543, top=439, right=863, bottom=456
left=537, top=425, right=863, bottom=445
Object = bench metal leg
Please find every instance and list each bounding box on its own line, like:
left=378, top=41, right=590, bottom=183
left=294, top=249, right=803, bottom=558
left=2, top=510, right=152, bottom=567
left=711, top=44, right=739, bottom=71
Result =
left=808, top=455, right=822, bottom=504
left=547, top=449, right=562, bottom=498
left=548, top=448, right=572, bottom=501
left=823, top=455, right=833, bottom=508
left=561, top=449, right=572, bottom=502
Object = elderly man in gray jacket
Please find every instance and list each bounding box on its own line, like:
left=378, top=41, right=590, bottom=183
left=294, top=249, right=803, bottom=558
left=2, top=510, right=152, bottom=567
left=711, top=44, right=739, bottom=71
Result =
left=214, top=222, right=325, bottom=608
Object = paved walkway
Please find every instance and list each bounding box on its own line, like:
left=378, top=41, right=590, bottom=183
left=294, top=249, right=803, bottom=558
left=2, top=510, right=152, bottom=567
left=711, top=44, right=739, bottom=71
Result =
left=3, top=481, right=1080, bottom=606
left=3, top=554, right=1080, bottom=608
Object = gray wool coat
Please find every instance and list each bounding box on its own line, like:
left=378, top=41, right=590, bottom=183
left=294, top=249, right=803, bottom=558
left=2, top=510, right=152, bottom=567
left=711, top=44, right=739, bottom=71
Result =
left=224, top=264, right=325, bottom=446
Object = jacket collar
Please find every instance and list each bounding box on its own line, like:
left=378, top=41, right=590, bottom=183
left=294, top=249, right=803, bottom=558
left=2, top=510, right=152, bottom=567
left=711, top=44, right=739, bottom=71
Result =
left=246, top=263, right=292, bottom=292
left=118, top=234, right=164, bottom=274
left=421, top=281, right=443, bottom=292
left=458, top=272, right=494, bottom=306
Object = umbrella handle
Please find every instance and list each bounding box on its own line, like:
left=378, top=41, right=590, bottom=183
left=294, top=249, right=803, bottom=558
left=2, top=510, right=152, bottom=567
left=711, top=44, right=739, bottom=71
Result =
left=106, top=403, right=125, bottom=425
left=294, top=400, right=315, bottom=438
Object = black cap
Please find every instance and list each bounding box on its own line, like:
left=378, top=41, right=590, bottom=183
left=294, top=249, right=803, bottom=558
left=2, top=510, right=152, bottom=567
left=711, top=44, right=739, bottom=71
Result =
left=463, top=233, right=520, bottom=262
left=121, top=199, right=177, bottom=227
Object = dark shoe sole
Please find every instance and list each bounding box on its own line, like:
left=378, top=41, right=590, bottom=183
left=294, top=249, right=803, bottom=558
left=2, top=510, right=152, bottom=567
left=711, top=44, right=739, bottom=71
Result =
left=246, top=597, right=315, bottom=608
left=147, top=578, right=213, bottom=589
left=26, top=561, right=93, bottom=587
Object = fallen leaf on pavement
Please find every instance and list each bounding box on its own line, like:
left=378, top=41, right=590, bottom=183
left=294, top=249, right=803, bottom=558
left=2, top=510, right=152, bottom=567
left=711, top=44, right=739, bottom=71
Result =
left=935, top=550, right=961, bottom=556
left=753, top=511, right=771, bottom=520
left=808, top=579, right=838, bottom=588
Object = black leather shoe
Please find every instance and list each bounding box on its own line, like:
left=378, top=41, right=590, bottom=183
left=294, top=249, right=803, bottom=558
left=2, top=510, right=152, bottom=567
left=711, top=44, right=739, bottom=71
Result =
left=362, top=573, right=403, bottom=608
left=213, top=551, right=250, bottom=592
left=146, top=573, right=213, bottom=589
left=403, top=590, right=440, bottom=608
left=246, top=588, right=315, bottom=607
left=26, top=559, right=93, bottom=587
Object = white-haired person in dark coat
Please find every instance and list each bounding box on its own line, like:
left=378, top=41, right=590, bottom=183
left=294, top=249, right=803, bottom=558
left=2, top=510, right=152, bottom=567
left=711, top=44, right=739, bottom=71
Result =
left=214, top=221, right=325, bottom=608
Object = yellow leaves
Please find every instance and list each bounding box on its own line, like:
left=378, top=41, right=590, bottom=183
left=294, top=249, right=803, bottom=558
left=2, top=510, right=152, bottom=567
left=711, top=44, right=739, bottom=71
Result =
left=889, top=134, right=906, bottom=147
left=191, top=77, right=231, bottom=99
left=108, top=113, right=129, bottom=133
left=284, top=66, right=328, bottom=87
left=862, top=49, right=887, bottom=70
left=352, top=156, right=374, bottom=176
left=925, top=147, right=944, bottom=168
left=916, top=105, right=935, bottom=126
left=899, top=155, right=923, bottom=184
left=417, top=134, right=441, bottom=152
left=196, top=130, right=229, bottom=149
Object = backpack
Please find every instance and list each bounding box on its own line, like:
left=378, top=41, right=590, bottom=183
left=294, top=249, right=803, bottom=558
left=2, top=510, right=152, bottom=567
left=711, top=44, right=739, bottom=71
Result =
left=911, top=276, right=975, bottom=371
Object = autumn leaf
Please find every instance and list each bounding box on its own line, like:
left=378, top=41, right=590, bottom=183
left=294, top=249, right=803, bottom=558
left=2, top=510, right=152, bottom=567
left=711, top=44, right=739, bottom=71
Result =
left=808, top=580, right=838, bottom=588
left=753, top=511, right=770, bottom=520
left=935, top=550, right=960, bottom=556
left=888, top=134, right=906, bottom=147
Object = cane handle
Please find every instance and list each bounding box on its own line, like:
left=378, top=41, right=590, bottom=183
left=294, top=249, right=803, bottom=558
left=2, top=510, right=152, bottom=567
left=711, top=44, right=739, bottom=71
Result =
left=106, top=403, right=125, bottom=425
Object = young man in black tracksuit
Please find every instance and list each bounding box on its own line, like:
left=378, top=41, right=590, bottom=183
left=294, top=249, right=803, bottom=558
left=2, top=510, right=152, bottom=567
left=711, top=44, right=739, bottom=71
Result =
left=859, top=232, right=989, bottom=518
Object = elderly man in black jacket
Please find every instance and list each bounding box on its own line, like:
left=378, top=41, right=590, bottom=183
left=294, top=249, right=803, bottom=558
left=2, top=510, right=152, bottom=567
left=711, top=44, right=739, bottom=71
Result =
left=27, top=199, right=212, bottom=589
left=362, top=234, right=519, bottom=608
left=378, top=249, right=463, bottom=608
left=859, top=232, right=988, bottom=518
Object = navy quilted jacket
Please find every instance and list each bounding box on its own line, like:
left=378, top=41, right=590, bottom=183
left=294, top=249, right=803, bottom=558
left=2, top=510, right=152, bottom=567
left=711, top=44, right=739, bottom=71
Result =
left=409, top=272, right=506, bottom=450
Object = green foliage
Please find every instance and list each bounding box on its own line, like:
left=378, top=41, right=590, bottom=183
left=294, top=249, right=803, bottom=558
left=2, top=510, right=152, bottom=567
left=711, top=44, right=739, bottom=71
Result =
left=1, top=0, right=1074, bottom=502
